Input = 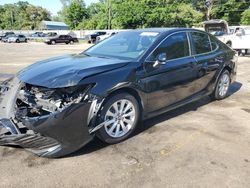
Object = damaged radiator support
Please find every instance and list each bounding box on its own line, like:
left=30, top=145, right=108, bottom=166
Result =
left=15, top=84, right=91, bottom=120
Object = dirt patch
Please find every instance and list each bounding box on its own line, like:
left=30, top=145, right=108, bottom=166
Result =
left=1, top=147, right=20, bottom=157
left=242, top=108, right=250, bottom=113
left=23, top=155, right=52, bottom=168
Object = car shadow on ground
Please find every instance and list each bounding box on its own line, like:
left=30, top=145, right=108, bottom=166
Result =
left=68, top=81, right=242, bottom=158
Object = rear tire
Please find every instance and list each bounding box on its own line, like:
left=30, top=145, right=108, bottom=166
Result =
left=51, top=40, right=56, bottom=45
left=211, top=70, right=231, bottom=100
left=96, top=93, right=140, bottom=144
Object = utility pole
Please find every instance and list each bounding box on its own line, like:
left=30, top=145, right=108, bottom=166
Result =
left=107, top=0, right=112, bottom=30
left=10, top=10, right=14, bottom=29
left=205, top=0, right=213, bottom=20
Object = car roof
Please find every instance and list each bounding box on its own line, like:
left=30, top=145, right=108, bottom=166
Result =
left=131, top=28, right=205, bottom=34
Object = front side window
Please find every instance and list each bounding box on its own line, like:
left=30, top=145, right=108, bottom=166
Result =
left=191, top=32, right=211, bottom=55
left=148, top=32, right=190, bottom=61
left=85, top=31, right=160, bottom=60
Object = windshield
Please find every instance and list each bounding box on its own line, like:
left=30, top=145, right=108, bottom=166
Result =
left=85, top=31, right=160, bottom=60
left=8, top=34, right=16, bottom=37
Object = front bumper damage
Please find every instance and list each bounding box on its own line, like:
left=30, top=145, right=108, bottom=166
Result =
left=0, top=77, right=102, bottom=157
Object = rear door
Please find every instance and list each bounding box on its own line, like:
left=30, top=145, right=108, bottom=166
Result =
left=58, top=35, right=66, bottom=43
left=189, top=31, right=223, bottom=93
left=142, top=32, right=199, bottom=112
left=19, top=35, right=25, bottom=42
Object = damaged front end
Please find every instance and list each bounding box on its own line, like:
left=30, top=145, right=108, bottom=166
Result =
left=0, top=78, right=102, bottom=157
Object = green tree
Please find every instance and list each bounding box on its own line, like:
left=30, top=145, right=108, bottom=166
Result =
left=211, top=0, right=249, bottom=25
left=0, top=1, right=51, bottom=30
left=241, top=9, right=250, bottom=25
left=59, top=0, right=88, bottom=29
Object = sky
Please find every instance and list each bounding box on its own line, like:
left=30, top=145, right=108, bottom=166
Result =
left=0, top=0, right=99, bottom=15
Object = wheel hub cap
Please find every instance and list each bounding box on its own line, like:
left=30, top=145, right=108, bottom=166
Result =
left=218, top=74, right=230, bottom=97
left=104, top=99, right=136, bottom=138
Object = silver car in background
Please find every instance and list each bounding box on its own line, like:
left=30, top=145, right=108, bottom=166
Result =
left=96, top=32, right=118, bottom=43
left=7, top=34, right=27, bottom=43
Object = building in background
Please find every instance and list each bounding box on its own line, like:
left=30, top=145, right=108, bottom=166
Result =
left=39, top=21, right=69, bottom=30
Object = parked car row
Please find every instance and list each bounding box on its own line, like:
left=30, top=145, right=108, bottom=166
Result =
left=0, top=32, right=80, bottom=45
left=0, top=32, right=27, bottom=43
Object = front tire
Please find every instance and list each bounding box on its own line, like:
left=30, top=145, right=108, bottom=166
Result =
left=212, top=70, right=231, bottom=100
left=96, top=93, right=140, bottom=144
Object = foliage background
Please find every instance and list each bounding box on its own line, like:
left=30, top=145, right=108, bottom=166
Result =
left=0, top=0, right=250, bottom=30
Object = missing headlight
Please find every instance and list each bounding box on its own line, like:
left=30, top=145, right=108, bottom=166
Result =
left=15, top=83, right=94, bottom=120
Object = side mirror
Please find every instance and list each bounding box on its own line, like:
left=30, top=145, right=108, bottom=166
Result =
left=153, top=53, right=167, bottom=68
left=157, top=53, right=167, bottom=62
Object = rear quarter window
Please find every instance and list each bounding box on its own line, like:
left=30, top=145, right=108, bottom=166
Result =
left=191, top=32, right=212, bottom=55
left=210, top=36, right=219, bottom=51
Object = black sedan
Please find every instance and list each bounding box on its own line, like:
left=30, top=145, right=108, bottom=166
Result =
left=0, top=28, right=237, bottom=157
left=44, top=35, right=78, bottom=45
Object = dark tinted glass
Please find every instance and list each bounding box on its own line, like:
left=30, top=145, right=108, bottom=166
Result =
left=150, top=32, right=189, bottom=61
left=210, top=37, right=219, bottom=51
left=191, top=32, right=211, bottom=54
left=86, top=31, right=159, bottom=60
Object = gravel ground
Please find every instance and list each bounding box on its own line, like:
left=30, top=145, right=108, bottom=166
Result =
left=0, top=42, right=249, bottom=188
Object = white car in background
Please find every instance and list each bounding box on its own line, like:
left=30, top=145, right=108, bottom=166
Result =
left=225, top=26, right=250, bottom=55
left=96, top=32, right=118, bottom=43
left=204, top=19, right=250, bottom=55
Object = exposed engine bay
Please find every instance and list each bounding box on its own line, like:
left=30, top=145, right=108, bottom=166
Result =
left=15, top=84, right=92, bottom=120
left=0, top=79, right=98, bottom=157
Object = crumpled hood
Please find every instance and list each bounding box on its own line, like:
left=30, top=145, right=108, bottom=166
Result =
left=17, top=54, right=129, bottom=88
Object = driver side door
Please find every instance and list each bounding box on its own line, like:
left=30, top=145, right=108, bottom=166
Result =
left=141, top=32, right=199, bottom=113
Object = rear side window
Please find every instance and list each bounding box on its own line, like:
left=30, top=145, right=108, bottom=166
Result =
left=191, top=32, right=211, bottom=55
left=149, top=32, right=190, bottom=61
left=210, top=36, right=219, bottom=51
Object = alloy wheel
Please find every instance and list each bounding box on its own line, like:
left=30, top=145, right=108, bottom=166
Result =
left=104, top=99, right=136, bottom=138
left=218, top=73, right=230, bottom=97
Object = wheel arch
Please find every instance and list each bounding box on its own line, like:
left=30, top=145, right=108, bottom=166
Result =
left=104, top=87, right=145, bottom=119
left=224, top=65, right=232, bottom=74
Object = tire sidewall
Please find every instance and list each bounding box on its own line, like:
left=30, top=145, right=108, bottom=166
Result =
left=96, top=93, right=140, bottom=144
